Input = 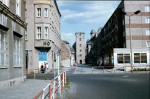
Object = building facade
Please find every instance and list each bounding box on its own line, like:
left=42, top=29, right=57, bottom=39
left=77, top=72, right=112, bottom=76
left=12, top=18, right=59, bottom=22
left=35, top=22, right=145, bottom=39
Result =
left=0, top=0, right=26, bottom=88
left=86, top=1, right=150, bottom=69
left=25, top=0, right=61, bottom=72
left=75, top=33, right=86, bottom=64
left=61, top=40, right=75, bottom=67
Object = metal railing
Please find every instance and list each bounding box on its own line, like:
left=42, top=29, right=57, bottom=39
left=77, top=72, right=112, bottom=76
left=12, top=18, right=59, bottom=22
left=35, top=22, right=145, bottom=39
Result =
left=33, top=71, right=66, bottom=99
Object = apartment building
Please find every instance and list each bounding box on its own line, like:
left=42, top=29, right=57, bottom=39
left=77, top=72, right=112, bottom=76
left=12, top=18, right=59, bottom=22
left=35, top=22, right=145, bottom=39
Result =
left=0, top=0, right=26, bottom=88
left=75, top=33, right=86, bottom=64
left=97, top=1, right=150, bottom=68
left=25, top=0, right=61, bottom=71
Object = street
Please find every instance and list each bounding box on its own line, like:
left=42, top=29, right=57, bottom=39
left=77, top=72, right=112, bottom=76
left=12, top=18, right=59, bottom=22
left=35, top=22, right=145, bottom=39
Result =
left=65, top=65, right=150, bottom=99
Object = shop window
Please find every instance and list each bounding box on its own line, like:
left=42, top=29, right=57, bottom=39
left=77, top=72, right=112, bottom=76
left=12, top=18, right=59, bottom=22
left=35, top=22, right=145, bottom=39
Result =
left=117, top=54, right=123, bottom=63
left=134, top=53, right=147, bottom=63
left=141, top=53, right=147, bottom=63
left=134, top=53, right=140, bottom=63
left=124, top=54, right=130, bottom=63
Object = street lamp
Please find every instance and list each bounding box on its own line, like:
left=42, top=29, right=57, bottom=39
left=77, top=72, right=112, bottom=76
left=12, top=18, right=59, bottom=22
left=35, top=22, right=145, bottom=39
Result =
left=122, top=10, right=141, bottom=72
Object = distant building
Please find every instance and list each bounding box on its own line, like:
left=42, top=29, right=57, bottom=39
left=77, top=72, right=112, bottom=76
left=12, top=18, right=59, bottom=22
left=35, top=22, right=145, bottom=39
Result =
left=70, top=47, right=75, bottom=66
left=25, top=0, right=61, bottom=72
left=61, top=40, right=75, bottom=67
left=75, top=33, right=86, bottom=64
left=85, top=30, right=98, bottom=65
left=72, top=42, right=76, bottom=61
left=0, top=0, right=26, bottom=88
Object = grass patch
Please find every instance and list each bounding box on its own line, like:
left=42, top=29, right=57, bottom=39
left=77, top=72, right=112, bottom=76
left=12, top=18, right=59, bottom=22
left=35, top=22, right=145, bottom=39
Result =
left=65, top=76, right=70, bottom=88
left=132, top=68, right=150, bottom=71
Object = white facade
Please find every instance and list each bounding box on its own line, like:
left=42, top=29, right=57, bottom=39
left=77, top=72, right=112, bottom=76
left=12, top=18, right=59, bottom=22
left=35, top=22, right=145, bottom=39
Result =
left=114, top=48, right=150, bottom=68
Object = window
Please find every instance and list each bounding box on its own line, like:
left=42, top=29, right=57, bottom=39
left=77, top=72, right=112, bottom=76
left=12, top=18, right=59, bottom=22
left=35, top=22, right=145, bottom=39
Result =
left=146, top=41, right=150, bottom=47
left=16, top=0, right=21, bottom=16
left=141, top=53, right=147, bottom=63
left=25, top=31, right=27, bottom=40
left=146, top=29, right=150, bottom=35
left=145, top=5, right=150, bottom=12
left=80, top=50, right=82, bottom=52
left=37, top=8, right=41, bottom=17
left=145, top=17, right=150, bottom=23
left=117, top=54, right=123, bottom=63
left=134, top=53, right=140, bottom=63
left=117, top=54, right=130, bottom=64
left=80, top=44, right=82, bottom=47
left=124, top=54, right=130, bottom=63
left=80, top=54, right=82, bottom=57
left=134, top=53, right=147, bottom=63
left=13, top=36, right=21, bottom=66
left=36, top=27, right=41, bottom=39
left=44, top=8, right=48, bottom=17
left=1, top=0, right=9, bottom=7
left=79, top=38, right=81, bottom=41
left=44, top=27, right=48, bottom=39
left=0, top=31, right=7, bottom=67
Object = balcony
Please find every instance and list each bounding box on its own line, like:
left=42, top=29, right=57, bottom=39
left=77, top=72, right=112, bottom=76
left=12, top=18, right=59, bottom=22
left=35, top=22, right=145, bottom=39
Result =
left=35, top=39, right=51, bottom=49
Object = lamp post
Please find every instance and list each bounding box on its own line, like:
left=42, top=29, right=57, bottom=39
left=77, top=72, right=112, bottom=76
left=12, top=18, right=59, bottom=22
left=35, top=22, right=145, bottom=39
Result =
left=122, top=10, right=141, bottom=72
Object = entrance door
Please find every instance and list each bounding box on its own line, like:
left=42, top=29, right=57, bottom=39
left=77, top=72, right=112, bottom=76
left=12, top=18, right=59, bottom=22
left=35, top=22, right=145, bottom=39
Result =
left=26, top=55, right=28, bottom=71
left=80, top=60, right=82, bottom=64
left=26, top=51, right=28, bottom=72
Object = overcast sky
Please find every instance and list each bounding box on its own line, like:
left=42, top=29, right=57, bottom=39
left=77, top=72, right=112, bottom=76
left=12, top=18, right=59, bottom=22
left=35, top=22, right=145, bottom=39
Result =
left=57, top=0, right=121, bottom=46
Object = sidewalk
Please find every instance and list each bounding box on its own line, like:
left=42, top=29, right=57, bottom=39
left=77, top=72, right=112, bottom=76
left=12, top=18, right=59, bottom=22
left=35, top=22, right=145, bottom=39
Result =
left=0, top=79, right=51, bottom=99
left=64, top=65, right=150, bottom=74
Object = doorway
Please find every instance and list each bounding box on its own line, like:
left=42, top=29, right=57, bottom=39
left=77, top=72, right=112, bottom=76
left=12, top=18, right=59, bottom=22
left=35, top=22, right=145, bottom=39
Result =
left=80, top=60, right=82, bottom=64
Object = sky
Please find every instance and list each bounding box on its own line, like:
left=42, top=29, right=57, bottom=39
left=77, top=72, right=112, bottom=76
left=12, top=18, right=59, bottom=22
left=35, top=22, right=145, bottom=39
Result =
left=57, top=0, right=121, bottom=46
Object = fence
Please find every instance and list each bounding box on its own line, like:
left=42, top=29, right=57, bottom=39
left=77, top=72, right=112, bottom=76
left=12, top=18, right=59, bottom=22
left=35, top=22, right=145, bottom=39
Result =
left=33, top=71, right=66, bottom=99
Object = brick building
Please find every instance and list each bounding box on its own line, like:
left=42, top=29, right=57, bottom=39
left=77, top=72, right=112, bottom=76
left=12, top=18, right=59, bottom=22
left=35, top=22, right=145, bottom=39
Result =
left=61, top=40, right=75, bottom=67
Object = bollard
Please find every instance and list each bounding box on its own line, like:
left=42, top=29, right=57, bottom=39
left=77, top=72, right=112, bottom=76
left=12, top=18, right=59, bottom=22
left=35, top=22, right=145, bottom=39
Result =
left=45, top=72, right=46, bottom=80
left=34, top=70, right=36, bottom=79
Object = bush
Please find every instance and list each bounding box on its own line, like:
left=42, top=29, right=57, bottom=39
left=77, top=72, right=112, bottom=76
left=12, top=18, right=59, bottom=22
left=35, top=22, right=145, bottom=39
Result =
left=132, top=68, right=150, bottom=71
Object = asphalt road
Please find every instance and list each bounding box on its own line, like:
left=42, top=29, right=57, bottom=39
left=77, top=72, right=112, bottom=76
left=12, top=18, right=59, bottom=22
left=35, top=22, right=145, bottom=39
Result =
left=68, top=73, right=149, bottom=99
